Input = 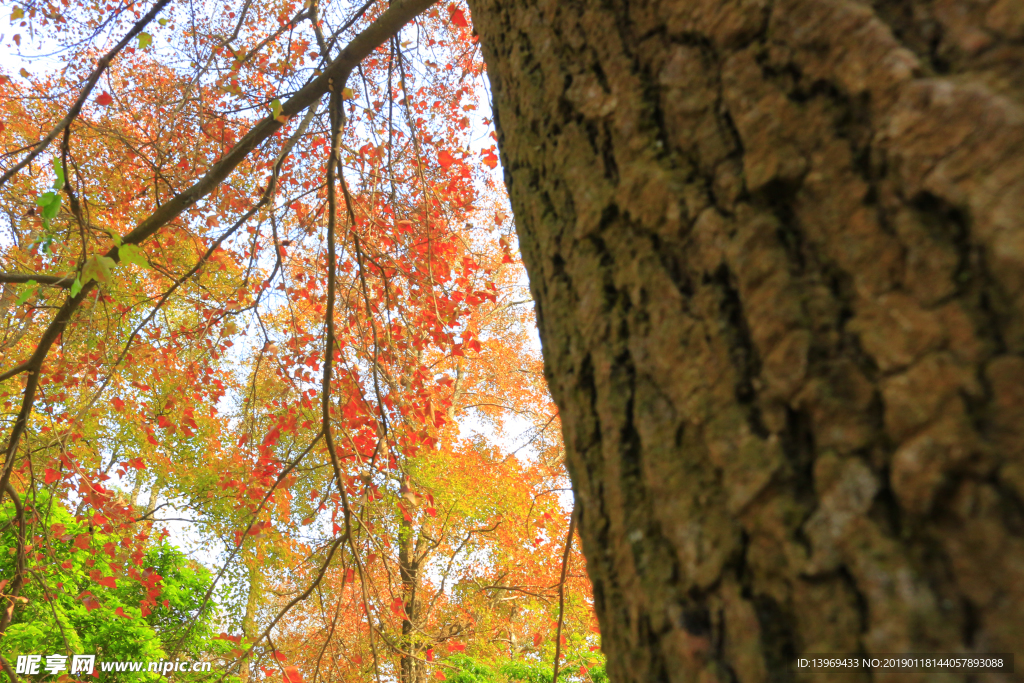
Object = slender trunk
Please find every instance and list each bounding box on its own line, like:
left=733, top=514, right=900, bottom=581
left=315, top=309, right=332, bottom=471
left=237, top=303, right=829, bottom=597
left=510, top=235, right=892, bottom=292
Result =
left=147, top=476, right=164, bottom=516
left=129, top=473, right=144, bottom=509
left=470, top=0, right=1024, bottom=681
left=399, top=516, right=421, bottom=683
left=239, top=562, right=262, bottom=683
left=0, top=486, right=24, bottom=639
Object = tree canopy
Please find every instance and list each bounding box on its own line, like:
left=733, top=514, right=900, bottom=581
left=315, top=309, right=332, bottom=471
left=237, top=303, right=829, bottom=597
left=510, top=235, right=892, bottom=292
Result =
left=0, top=0, right=600, bottom=681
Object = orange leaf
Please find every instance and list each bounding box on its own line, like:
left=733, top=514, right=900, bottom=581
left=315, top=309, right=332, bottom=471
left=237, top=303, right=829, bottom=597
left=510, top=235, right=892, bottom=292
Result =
left=437, top=150, right=456, bottom=169
left=44, top=468, right=61, bottom=484
left=283, top=666, right=303, bottom=683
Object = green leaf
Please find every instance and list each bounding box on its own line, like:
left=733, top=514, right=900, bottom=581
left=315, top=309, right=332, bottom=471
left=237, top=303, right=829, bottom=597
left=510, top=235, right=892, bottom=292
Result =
left=10, top=7, right=24, bottom=20
left=138, top=31, right=152, bottom=49
left=69, top=277, right=82, bottom=297
left=109, top=231, right=122, bottom=247
left=80, top=255, right=116, bottom=287
left=158, top=17, right=167, bottom=25
left=15, top=280, right=37, bottom=306
left=270, top=98, right=282, bottom=119
left=37, top=192, right=60, bottom=220
left=118, top=244, right=149, bottom=270
left=52, top=158, right=65, bottom=190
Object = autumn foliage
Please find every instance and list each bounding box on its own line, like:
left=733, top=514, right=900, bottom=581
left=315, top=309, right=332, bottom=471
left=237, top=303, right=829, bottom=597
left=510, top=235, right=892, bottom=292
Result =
left=0, top=0, right=600, bottom=680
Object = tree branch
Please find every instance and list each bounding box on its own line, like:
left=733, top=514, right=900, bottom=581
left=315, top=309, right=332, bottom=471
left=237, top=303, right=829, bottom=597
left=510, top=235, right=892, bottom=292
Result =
left=0, top=273, right=74, bottom=287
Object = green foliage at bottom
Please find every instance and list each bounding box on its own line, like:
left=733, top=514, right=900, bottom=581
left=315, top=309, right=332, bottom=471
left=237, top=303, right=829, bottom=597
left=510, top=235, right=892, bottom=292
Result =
left=0, top=493, right=230, bottom=681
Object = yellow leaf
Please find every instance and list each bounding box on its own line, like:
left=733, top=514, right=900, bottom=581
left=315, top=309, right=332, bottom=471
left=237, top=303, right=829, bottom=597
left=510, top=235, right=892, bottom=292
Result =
left=10, top=7, right=24, bottom=20
left=341, top=87, right=354, bottom=100
left=81, top=255, right=115, bottom=287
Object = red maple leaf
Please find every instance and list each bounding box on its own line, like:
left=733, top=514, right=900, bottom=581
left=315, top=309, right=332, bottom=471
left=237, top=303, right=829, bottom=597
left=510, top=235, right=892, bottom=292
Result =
left=448, top=4, right=468, bottom=28
left=96, top=91, right=113, bottom=106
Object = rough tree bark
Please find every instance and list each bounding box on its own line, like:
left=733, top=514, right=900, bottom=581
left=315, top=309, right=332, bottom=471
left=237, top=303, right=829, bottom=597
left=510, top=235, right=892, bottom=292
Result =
left=468, top=0, right=1024, bottom=681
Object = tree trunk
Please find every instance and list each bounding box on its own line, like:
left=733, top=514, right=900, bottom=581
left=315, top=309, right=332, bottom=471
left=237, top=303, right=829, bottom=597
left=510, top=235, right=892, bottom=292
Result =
left=469, top=0, right=1024, bottom=681
left=399, top=516, right=422, bottom=683
left=239, top=562, right=263, bottom=683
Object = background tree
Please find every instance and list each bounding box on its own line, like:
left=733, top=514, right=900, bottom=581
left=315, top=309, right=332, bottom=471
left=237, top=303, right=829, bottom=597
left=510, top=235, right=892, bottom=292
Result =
left=0, top=0, right=601, bottom=681
left=467, top=0, right=1024, bottom=681
left=0, top=492, right=228, bottom=679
